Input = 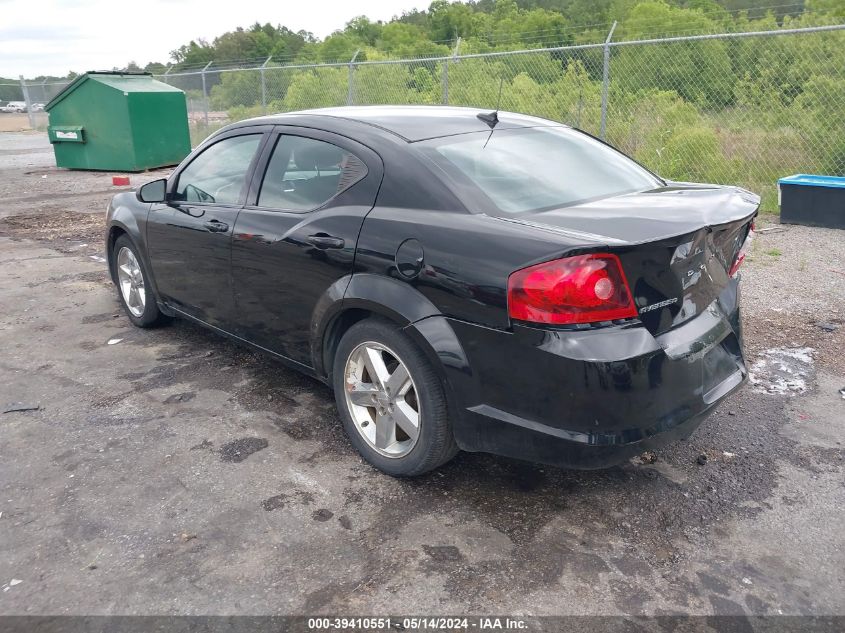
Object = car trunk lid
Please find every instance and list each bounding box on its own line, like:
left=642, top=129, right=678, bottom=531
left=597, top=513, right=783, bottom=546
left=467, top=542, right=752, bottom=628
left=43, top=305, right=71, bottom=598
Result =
left=504, top=183, right=758, bottom=335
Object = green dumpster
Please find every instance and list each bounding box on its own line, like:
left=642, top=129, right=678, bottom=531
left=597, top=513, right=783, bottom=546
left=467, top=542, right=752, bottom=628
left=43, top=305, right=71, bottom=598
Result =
left=45, top=71, right=191, bottom=171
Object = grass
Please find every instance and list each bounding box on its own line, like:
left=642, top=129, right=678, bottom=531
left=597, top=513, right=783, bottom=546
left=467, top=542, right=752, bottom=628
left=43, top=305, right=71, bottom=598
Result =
left=189, top=122, right=227, bottom=148
left=765, top=248, right=782, bottom=257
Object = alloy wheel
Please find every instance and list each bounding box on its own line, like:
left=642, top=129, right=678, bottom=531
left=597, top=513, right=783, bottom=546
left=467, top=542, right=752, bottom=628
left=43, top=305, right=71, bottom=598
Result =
left=343, top=341, right=420, bottom=458
left=116, top=246, right=146, bottom=318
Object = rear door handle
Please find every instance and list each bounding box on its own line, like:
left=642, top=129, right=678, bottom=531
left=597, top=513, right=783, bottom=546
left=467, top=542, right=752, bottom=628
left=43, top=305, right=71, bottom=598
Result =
left=203, top=220, right=229, bottom=233
left=306, top=234, right=345, bottom=249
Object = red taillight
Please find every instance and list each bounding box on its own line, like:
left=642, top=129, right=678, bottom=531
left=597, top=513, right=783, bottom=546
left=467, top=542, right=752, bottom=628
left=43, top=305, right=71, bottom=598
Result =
left=729, top=221, right=755, bottom=277
left=508, top=253, right=638, bottom=325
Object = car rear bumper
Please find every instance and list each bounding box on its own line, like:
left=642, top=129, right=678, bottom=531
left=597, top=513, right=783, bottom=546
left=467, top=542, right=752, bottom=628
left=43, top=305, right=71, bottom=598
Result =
left=429, top=278, right=747, bottom=469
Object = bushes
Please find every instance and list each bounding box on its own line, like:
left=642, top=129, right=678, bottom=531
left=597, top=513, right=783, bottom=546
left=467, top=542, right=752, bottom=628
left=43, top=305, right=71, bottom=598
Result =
left=662, top=127, right=724, bottom=182
left=192, top=22, right=843, bottom=217
left=790, top=75, right=845, bottom=176
left=282, top=68, right=347, bottom=110
left=608, top=89, right=701, bottom=157
left=227, top=103, right=274, bottom=121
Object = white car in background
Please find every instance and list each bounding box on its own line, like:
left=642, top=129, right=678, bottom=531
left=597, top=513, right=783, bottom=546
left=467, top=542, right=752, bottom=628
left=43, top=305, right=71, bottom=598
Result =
left=1, top=101, right=28, bottom=113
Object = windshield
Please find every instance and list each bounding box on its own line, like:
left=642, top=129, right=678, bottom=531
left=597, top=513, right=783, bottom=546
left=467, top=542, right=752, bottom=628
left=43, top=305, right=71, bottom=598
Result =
left=419, top=126, right=662, bottom=214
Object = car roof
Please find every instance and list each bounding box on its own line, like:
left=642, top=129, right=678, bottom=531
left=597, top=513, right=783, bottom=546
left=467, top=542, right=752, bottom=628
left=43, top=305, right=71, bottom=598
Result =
left=239, top=105, right=566, bottom=142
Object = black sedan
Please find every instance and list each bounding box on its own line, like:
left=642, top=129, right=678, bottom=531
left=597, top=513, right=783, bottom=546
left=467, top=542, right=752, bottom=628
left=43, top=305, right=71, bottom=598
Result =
left=106, top=106, right=757, bottom=476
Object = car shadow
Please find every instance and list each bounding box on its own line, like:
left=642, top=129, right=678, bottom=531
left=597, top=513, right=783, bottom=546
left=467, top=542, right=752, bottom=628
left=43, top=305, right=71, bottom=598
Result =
left=131, top=312, right=794, bottom=563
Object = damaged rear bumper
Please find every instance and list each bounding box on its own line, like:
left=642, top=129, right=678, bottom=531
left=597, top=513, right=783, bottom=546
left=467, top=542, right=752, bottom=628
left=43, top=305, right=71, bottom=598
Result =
left=441, top=278, right=747, bottom=469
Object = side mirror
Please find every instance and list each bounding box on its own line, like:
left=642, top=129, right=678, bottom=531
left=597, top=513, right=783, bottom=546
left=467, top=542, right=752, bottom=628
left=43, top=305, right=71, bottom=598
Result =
left=137, top=178, right=167, bottom=203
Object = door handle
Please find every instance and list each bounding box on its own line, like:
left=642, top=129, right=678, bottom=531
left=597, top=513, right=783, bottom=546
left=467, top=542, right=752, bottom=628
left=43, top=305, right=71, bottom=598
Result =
left=203, top=220, right=229, bottom=233
left=306, top=234, right=345, bottom=249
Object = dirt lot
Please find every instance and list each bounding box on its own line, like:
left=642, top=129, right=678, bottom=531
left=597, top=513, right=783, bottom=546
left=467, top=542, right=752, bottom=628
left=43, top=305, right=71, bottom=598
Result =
left=0, top=132, right=843, bottom=617
left=0, top=113, right=40, bottom=133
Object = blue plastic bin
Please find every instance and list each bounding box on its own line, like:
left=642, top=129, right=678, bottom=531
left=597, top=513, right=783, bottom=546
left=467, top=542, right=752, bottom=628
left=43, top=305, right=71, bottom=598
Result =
left=777, top=174, right=845, bottom=229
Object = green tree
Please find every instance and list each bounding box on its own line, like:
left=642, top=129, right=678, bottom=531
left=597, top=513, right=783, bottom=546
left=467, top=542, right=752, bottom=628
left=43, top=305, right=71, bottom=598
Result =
left=171, top=39, right=215, bottom=66
left=345, top=16, right=384, bottom=46
left=610, top=2, right=735, bottom=107
left=318, top=33, right=363, bottom=62
left=428, top=0, right=478, bottom=42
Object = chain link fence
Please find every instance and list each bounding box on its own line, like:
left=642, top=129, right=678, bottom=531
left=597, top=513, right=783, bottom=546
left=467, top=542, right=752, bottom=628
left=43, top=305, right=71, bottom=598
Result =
left=5, top=23, right=844, bottom=212
left=0, top=79, right=69, bottom=130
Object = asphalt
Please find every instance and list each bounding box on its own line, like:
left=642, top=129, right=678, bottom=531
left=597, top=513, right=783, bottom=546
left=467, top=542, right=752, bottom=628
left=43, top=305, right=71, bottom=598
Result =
left=0, top=132, right=843, bottom=616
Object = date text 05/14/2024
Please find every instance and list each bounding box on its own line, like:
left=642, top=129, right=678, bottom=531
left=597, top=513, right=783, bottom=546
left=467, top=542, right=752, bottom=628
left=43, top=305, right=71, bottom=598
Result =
left=307, top=617, right=529, bottom=630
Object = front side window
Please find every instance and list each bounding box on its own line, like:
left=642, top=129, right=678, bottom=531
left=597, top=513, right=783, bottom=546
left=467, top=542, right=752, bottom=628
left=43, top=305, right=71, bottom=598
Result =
left=257, top=135, right=367, bottom=210
left=419, top=127, right=662, bottom=214
left=175, top=134, right=262, bottom=205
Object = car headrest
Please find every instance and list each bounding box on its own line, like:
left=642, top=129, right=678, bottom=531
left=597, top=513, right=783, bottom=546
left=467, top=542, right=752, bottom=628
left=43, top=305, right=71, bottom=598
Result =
left=293, top=142, right=344, bottom=171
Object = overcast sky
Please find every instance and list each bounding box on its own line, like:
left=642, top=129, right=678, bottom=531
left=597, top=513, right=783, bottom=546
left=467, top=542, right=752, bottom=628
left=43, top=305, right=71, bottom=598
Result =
left=1, top=0, right=428, bottom=78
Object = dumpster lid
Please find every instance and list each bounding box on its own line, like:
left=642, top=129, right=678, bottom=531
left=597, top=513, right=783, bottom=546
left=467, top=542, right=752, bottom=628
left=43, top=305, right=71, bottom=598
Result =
left=777, top=174, right=845, bottom=189
left=44, top=71, right=182, bottom=111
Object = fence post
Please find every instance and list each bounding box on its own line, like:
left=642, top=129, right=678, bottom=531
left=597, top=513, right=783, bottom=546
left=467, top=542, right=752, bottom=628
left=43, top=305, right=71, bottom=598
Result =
left=260, top=56, right=272, bottom=114
left=163, top=64, right=172, bottom=85
left=599, top=21, right=617, bottom=141
left=441, top=61, right=449, bottom=105
left=347, top=50, right=360, bottom=105
left=442, top=37, right=461, bottom=105
left=201, top=61, right=213, bottom=127
left=19, top=76, right=35, bottom=129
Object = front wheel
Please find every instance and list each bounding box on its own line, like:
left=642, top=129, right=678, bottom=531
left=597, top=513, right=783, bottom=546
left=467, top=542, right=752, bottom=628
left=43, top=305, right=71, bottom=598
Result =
left=112, top=234, right=169, bottom=328
left=332, top=318, right=458, bottom=476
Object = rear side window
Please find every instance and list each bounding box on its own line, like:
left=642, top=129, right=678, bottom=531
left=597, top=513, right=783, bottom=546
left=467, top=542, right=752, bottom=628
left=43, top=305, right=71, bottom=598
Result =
left=257, top=135, right=367, bottom=211
left=174, top=134, right=262, bottom=205
left=419, top=127, right=661, bottom=214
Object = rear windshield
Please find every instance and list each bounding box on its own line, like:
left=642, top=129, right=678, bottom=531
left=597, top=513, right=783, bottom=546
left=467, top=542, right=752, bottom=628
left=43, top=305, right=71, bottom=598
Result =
left=419, top=126, right=661, bottom=214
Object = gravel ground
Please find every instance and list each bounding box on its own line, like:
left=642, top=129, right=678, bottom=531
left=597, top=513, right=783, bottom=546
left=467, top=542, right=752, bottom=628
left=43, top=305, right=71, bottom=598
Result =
left=741, top=219, right=845, bottom=374
left=0, top=132, right=843, bottom=618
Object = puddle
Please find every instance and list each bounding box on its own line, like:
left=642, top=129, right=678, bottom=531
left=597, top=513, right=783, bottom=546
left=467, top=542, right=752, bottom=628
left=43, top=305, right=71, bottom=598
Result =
left=749, top=347, right=815, bottom=396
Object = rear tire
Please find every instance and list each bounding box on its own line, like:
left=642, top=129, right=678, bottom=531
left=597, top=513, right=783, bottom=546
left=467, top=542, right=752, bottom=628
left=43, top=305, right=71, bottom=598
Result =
left=112, top=234, right=169, bottom=328
left=332, top=318, right=458, bottom=476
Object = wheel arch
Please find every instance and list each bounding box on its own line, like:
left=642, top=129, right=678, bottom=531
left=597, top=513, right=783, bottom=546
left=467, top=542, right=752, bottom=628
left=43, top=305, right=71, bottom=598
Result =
left=106, top=205, right=168, bottom=312
left=312, top=274, right=475, bottom=445
left=106, top=224, right=129, bottom=284
left=312, top=273, right=470, bottom=382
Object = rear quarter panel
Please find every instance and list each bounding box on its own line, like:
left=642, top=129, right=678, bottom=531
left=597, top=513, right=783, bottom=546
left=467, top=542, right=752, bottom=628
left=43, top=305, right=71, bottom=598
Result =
left=354, top=207, right=591, bottom=329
